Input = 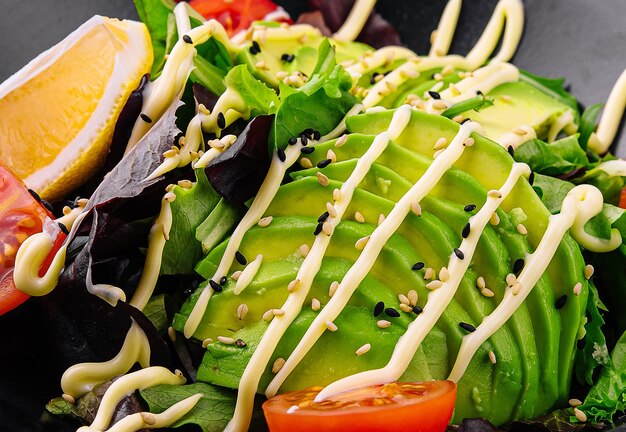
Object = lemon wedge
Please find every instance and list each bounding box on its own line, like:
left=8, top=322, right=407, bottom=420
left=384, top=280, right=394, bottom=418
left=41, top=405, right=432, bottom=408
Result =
left=0, top=16, right=153, bottom=200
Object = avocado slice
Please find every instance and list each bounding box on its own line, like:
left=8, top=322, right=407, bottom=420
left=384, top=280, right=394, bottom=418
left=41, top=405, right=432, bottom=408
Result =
left=176, top=109, right=588, bottom=425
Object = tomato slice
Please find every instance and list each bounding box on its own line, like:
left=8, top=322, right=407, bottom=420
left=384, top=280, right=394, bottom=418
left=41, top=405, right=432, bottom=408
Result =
left=0, top=163, right=66, bottom=315
left=619, top=187, right=626, bottom=209
left=263, top=381, right=457, bottom=432
left=188, top=0, right=291, bottom=36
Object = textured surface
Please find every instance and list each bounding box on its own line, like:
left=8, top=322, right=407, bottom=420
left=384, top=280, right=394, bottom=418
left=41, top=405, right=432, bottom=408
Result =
left=0, top=1, right=624, bottom=431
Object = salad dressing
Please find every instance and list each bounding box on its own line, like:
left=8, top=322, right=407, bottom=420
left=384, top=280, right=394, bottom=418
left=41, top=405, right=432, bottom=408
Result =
left=429, top=0, right=462, bottom=57
left=332, top=0, right=377, bottom=42
left=588, top=68, right=626, bottom=154
left=61, top=320, right=151, bottom=398
left=496, top=124, right=536, bottom=149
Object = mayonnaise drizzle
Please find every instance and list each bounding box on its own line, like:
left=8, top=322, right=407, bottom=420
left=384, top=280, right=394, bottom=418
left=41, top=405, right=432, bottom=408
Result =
left=224, top=106, right=413, bottom=432
left=86, top=255, right=127, bottom=306
left=314, top=163, right=530, bottom=401
left=266, top=120, right=483, bottom=397
left=496, top=124, right=536, bottom=149
left=547, top=110, right=576, bottom=143
left=234, top=254, right=263, bottom=295
left=449, top=184, right=613, bottom=381
left=61, top=320, right=151, bottom=399
left=183, top=143, right=304, bottom=338
left=429, top=0, right=462, bottom=57
left=77, top=367, right=186, bottom=432
left=588, top=68, right=626, bottom=154
left=596, top=159, right=626, bottom=177
left=332, top=0, right=377, bottom=42
left=101, top=394, right=202, bottom=432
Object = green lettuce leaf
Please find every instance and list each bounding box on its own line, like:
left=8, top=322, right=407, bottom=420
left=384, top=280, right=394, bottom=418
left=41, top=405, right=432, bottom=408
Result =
left=573, top=165, right=625, bottom=206
left=579, top=103, right=604, bottom=150
left=532, top=174, right=575, bottom=213
left=191, top=56, right=228, bottom=96
left=143, top=294, right=170, bottom=333
left=139, top=382, right=267, bottom=431
left=575, top=282, right=609, bottom=385
left=161, top=170, right=220, bottom=275
left=134, top=0, right=176, bottom=77
left=516, top=135, right=589, bottom=176
left=225, top=65, right=280, bottom=117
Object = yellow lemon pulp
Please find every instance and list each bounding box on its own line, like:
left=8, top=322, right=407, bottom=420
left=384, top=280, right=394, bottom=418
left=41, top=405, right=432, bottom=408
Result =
left=0, top=16, right=153, bottom=200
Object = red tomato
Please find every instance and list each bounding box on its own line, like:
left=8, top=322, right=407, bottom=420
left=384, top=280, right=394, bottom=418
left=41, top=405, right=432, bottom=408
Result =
left=263, top=381, right=457, bottom=432
left=188, top=0, right=291, bottom=36
left=0, top=163, right=66, bottom=315
left=619, top=187, right=626, bottom=209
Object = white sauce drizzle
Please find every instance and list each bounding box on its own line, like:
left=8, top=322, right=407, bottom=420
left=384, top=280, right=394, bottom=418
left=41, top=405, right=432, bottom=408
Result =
left=61, top=320, right=151, bottom=399
left=547, top=110, right=576, bottom=143
left=429, top=0, right=462, bottom=57
left=314, top=163, right=530, bottom=401
left=449, top=184, right=615, bottom=381
left=234, top=254, right=264, bottom=295
left=225, top=106, right=413, bottom=432
left=332, top=0, right=377, bottom=42
left=496, top=124, right=536, bottom=149
left=596, top=159, right=626, bottom=177
left=85, top=255, right=127, bottom=306
left=266, top=121, right=483, bottom=397
left=183, top=143, right=304, bottom=338
left=101, top=394, right=202, bottom=432
left=77, top=367, right=185, bottom=432
left=588, top=68, right=626, bottom=154
left=345, top=47, right=417, bottom=81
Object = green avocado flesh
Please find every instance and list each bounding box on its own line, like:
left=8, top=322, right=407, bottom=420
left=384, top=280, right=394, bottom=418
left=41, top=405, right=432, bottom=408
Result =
left=173, top=109, right=588, bottom=425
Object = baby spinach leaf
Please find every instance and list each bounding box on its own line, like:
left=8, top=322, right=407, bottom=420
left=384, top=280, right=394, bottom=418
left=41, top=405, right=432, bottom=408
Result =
left=576, top=282, right=609, bottom=386
left=224, top=65, right=280, bottom=117
left=516, top=136, right=589, bottom=176
left=579, top=103, right=604, bottom=150
left=532, top=174, right=575, bottom=214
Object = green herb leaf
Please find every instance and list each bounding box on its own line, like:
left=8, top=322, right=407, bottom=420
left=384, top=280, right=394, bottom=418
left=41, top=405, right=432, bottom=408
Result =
left=532, top=174, right=575, bottom=213
left=579, top=103, right=604, bottom=150
left=441, top=95, right=494, bottom=119
left=161, top=170, right=220, bottom=275
left=516, top=135, right=589, bottom=176
left=190, top=55, right=227, bottom=96
left=143, top=294, right=170, bottom=333
left=133, top=0, right=176, bottom=77
left=575, top=282, right=609, bottom=385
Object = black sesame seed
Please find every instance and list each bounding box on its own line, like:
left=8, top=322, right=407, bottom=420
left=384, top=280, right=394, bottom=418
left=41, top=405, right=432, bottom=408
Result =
left=460, top=118, right=471, bottom=124
left=302, top=128, right=314, bottom=136
left=313, top=222, right=323, bottom=236
left=317, top=212, right=329, bottom=223
left=41, top=200, right=54, bottom=213
left=459, top=322, right=476, bottom=333
left=317, top=159, right=332, bottom=169
left=219, top=276, right=228, bottom=286
left=217, top=112, right=226, bottom=129
left=462, top=222, right=471, bottom=239
left=312, top=130, right=321, bottom=140
left=476, top=90, right=484, bottom=96
left=412, top=305, right=423, bottom=315
left=385, top=307, right=401, bottom=318
left=412, top=262, right=425, bottom=271
left=140, top=113, right=153, bottom=123
left=182, top=34, right=193, bottom=44
left=454, top=248, right=465, bottom=260
left=288, top=137, right=298, bottom=145
left=428, top=91, right=441, bottom=100
left=513, top=258, right=525, bottom=274
left=249, top=41, right=261, bottom=55
left=555, top=294, right=568, bottom=310
left=281, top=53, right=292, bottom=62
left=300, top=146, right=315, bottom=154
left=464, top=204, right=476, bottom=212
left=529, top=171, right=535, bottom=185
left=300, top=134, right=309, bottom=146
left=28, top=189, right=42, bottom=202
left=373, top=301, right=385, bottom=317
left=235, top=251, right=247, bottom=266
left=370, top=72, right=380, bottom=85
left=235, top=339, right=247, bottom=347
left=277, top=148, right=286, bottom=162
left=209, top=279, right=223, bottom=293
left=507, top=145, right=515, bottom=157
left=58, top=222, right=69, bottom=235
left=577, top=337, right=586, bottom=350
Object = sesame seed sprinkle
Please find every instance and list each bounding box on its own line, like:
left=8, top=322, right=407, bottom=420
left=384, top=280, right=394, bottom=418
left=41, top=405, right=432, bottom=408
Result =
left=262, top=309, right=275, bottom=322
left=529, top=171, right=535, bottom=185
left=463, top=137, right=475, bottom=147
left=433, top=100, right=448, bottom=110
left=182, top=34, right=193, bottom=44
left=378, top=213, right=385, bottom=225
left=317, top=159, right=332, bottom=169
left=231, top=271, right=242, bottom=281
left=490, top=213, right=500, bottom=226
left=513, top=258, right=525, bottom=274
left=569, top=398, right=582, bottom=407
left=488, top=351, right=497, bottom=364
left=507, top=145, right=515, bottom=157
left=439, top=267, right=450, bottom=282
left=385, top=307, right=401, bottom=318
left=377, top=320, right=392, bottom=329
left=555, top=294, right=568, bottom=309
left=300, top=157, right=313, bottom=168
left=584, top=264, right=594, bottom=280
left=412, top=305, right=423, bottom=315
left=459, top=322, right=476, bottom=333
left=209, top=279, right=223, bottom=293
left=488, top=189, right=502, bottom=199
left=237, top=304, right=248, bottom=320
left=288, top=137, right=298, bottom=145
left=58, top=222, right=69, bottom=235
left=322, top=221, right=333, bottom=236
left=454, top=248, right=465, bottom=260
left=273, top=308, right=285, bottom=316
left=462, top=222, right=471, bottom=238
left=235, top=339, right=247, bottom=348
left=217, top=112, right=226, bottom=129
left=426, top=280, right=443, bottom=290
left=407, top=290, right=418, bottom=306
left=311, top=298, right=321, bottom=311
left=258, top=216, right=273, bottom=227
left=298, top=244, right=310, bottom=257
left=434, top=137, right=448, bottom=150
left=398, top=294, right=410, bottom=305
left=277, top=148, right=286, bottom=162
left=218, top=336, right=235, bottom=345
left=235, top=251, right=247, bottom=265
left=272, top=358, right=285, bottom=374
left=327, top=149, right=337, bottom=163
left=356, top=343, right=372, bottom=356
left=313, top=222, right=323, bottom=235
left=354, top=211, right=365, bottom=223
left=481, top=288, right=495, bottom=298
left=335, top=134, right=349, bottom=147
left=399, top=303, right=413, bottom=313
left=464, top=204, right=477, bottom=212
left=219, top=275, right=227, bottom=285
left=326, top=321, right=338, bottom=331
left=574, top=408, right=587, bottom=423
left=411, top=201, right=422, bottom=217
left=318, top=211, right=329, bottom=223
left=300, top=146, right=315, bottom=154
left=333, top=188, right=342, bottom=201
left=412, top=261, right=425, bottom=271
left=516, top=224, right=528, bottom=235
left=355, top=236, right=370, bottom=250
left=140, top=113, right=152, bottom=123
left=424, top=267, right=435, bottom=280
left=373, top=301, right=385, bottom=317
left=317, top=172, right=329, bottom=187
left=513, top=127, right=527, bottom=136
left=511, top=282, right=522, bottom=295
left=287, top=279, right=301, bottom=292
left=62, top=394, right=75, bottom=404
left=326, top=202, right=337, bottom=218
left=168, top=326, right=176, bottom=342
left=202, top=338, right=213, bottom=348
left=506, top=273, right=517, bottom=287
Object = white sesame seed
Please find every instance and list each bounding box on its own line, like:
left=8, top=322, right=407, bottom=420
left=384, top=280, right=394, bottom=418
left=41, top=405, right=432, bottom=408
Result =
left=434, top=73, right=444, bottom=82
left=441, top=65, right=454, bottom=76
left=167, top=326, right=177, bottom=342
left=164, top=192, right=177, bottom=202
left=411, top=201, right=422, bottom=217
left=569, top=398, right=582, bottom=407
left=335, top=134, right=349, bottom=147
left=354, top=211, right=365, bottom=223
left=273, top=308, right=285, bottom=316
left=322, top=221, right=333, bottom=236
left=355, top=343, right=372, bottom=356
left=258, top=216, right=273, bottom=227
left=237, top=304, right=249, bottom=320
left=201, top=338, right=213, bottom=348
left=511, top=282, right=522, bottom=295
left=452, top=114, right=465, bottom=123
left=584, top=264, right=595, bottom=280
left=288, top=279, right=301, bottom=292
left=399, top=303, right=413, bottom=313
left=398, top=294, right=410, bottom=305
left=407, top=290, right=418, bottom=306
left=424, top=267, right=435, bottom=280
left=490, top=213, right=500, bottom=226
left=476, top=276, right=486, bottom=290
left=378, top=213, right=386, bottom=225
left=355, top=236, right=370, bottom=250
left=62, top=393, right=75, bottom=404
left=488, top=351, right=497, bottom=364
left=506, top=273, right=517, bottom=287
left=272, top=357, right=286, bottom=374
left=317, top=172, right=329, bottom=187
left=463, top=137, right=475, bottom=147
left=329, top=281, right=339, bottom=297
left=500, top=94, right=512, bottom=103
left=377, top=320, right=392, bottom=329
left=141, top=412, right=157, bottom=425
left=177, top=179, right=193, bottom=189
left=326, top=149, right=337, bottom=163
left=311, top=298, right=321, bottom=311
left=574, top=408, right=587, bottom=423
left=300, top=157, right=313, bottom=168
left=326, top=202, right=337, bottom=218
left=488, top=189, right=502, bottom=199
left=298, top=243, right=310, bottom=258
left=439, top=267, right=450, bottom=282
left=573, top=282, right=582, bottom=296
left=513, top=127, right=528, bottom=136
left=218, top=336, right=235, bottom=345
left=231, top=270, right=242, bottom=281
left=434, top=137, right=448, bottom=150
left=481, top=288, right=495, bottom=298
left=426, top=280, right=443, bottom=290
left=326, top=321, right=338, bottom=332
left=516, top=223, right=528, bottom=235
left=433, top=100, right=448, bottom=110
left=262, top=309, right=275, bottom=322
left=333, top=188, right=342, bottom=201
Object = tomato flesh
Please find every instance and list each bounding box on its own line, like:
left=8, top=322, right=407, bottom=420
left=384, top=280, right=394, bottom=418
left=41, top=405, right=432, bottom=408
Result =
left=0, top=163, right=65, bottom=315
left=263, top=381, right=457, bottom=432
left=619, top=187, right=626, bottom=209
left=188, top=0, right=290, bottom=36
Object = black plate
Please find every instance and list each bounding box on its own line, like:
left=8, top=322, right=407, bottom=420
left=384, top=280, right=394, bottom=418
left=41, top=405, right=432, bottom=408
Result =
left=0, top=1, right=625, bottom=431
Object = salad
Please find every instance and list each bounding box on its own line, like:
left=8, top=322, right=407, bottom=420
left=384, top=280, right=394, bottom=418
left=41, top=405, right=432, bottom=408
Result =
left=1, top=0, right=626, bottom=431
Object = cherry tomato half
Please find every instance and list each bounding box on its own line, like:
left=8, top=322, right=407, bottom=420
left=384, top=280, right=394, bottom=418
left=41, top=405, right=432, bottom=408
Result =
left=263, top=380, right=457, bottom=432
left=619, top=187, right=626, bottom=209
left=0, top=163, right=65, bottom=315
left=188, top=0, right=291, bottom=36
